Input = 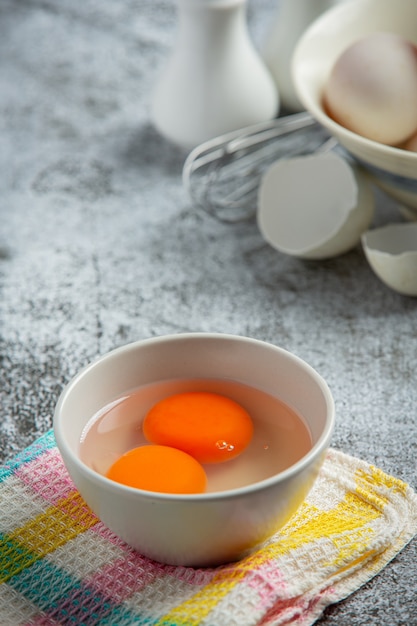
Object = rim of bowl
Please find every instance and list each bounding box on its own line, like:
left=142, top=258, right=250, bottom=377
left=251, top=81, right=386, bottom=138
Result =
left=301, top=101, right=417, bottom=173
left=54, top=333, right=335, bottom=502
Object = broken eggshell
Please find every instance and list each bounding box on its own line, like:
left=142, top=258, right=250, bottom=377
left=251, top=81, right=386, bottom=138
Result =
left=257, top=151, right=374, bottom=260
left=362, top=223, right=417, bottom=296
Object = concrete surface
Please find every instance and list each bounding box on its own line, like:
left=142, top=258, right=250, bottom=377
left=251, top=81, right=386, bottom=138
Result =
left=1, top=1, right=416, bottom=624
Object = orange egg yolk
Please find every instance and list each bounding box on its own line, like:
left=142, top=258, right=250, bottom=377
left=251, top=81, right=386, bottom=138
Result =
left=106, top=444, right=207, bottom=494
left=143, top=391, right=254, bottom=464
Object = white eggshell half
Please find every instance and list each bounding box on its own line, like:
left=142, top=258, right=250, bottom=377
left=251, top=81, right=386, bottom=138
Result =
left=257, top=152, right=374, bottom=260
left=362, top=223, right=417, bottom=296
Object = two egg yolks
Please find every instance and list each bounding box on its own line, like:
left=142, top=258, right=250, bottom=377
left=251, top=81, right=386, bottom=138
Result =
left=105, top=391, right=254, bottom=494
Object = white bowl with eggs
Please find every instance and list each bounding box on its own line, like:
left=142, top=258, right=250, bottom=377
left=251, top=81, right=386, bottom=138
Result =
left=292, top=0, right=417, bottom=219
left=54, top=333, right=334, bottom=567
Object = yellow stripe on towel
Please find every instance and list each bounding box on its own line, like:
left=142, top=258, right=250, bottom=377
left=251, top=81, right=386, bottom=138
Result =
left=0, top=491, right=98, bottom=583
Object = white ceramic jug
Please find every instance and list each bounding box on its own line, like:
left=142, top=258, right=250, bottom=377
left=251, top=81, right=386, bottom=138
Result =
left=151, top=0, right=279, bottom=150
left=262, top=0, right=348, bottom=111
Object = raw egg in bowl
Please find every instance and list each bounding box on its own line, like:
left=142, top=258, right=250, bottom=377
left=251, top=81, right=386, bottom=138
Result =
left=54, top=333, right=334, bottom=567
left=292, top=0, right=417, bottom=219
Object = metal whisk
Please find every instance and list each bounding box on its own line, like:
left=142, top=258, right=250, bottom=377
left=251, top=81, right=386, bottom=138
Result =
left=182, top=112, right=332, bottom=223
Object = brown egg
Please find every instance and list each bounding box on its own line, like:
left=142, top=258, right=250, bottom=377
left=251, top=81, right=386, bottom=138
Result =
left=404, top=131, right=417, bottom=152
left=323, top=32, right=417, bottom=146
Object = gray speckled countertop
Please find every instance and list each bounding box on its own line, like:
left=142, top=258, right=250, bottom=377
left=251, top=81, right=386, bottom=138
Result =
left=1, top=1, right=416, bottom=624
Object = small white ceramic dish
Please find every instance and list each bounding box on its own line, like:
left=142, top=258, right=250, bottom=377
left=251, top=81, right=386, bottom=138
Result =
left=362, top=223, right=417, bottom=296
left=257, top=151, right=374, bottom=259
left=54, top=333, right=334, bottom=567
left=292, top=0, right=417, bottom=219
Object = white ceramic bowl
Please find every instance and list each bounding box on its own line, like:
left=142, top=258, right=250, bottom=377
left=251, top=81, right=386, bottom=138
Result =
left=362, top=223, right=417, bottom=296
left=292, top=0, right=417, bottom=219
left=54, top=333, right=334, bottom=567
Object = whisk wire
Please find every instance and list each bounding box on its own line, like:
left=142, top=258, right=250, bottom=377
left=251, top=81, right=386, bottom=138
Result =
left=182, top=112, right=331, bottom=223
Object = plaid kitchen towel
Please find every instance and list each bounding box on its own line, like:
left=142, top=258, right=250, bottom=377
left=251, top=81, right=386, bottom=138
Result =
left=0, top=430, right=416, bottom=626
